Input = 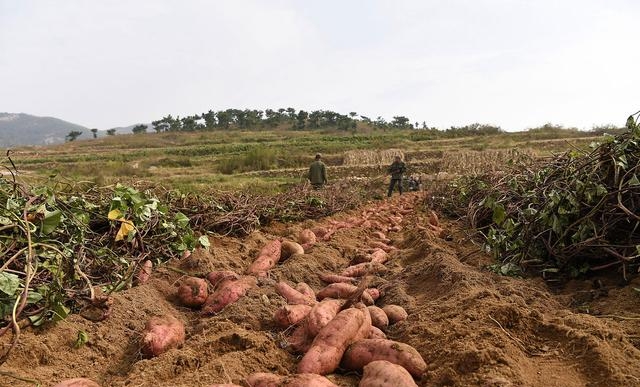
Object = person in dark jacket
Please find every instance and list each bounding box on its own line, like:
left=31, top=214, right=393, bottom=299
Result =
left=308, top=153, right=327, bottom=189
left=387, top=155, right=406, bottom=197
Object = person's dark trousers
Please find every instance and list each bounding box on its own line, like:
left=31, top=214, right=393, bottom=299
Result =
left=388, top=179, right=402, bottom=197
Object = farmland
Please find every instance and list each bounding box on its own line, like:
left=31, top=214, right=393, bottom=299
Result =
left=1, top=126, right=639, bottom=387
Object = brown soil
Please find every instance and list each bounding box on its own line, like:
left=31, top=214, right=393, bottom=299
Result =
left=2, top=192, right=639, bottom=387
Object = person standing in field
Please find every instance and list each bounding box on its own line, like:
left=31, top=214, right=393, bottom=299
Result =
left=387, top=155, right=406, bottom=197
left=308, top=153, right=328, bottom=189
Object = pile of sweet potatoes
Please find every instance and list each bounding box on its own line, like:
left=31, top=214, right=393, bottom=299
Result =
left=129, top=196, right=432, bottom=386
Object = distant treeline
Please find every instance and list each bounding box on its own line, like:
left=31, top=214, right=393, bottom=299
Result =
left=117, top=108, right=624, bottom=138
left=142, top=108, right=414, bottom=133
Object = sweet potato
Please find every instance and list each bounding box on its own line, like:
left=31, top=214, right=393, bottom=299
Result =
left=281, top=374, right=339, bottom=387
left=201, top=276, right=257, bottom=315
left=207, top=270, right=240, bottom=287
left=428, top=210, right=439, bottom=227
left=341, top=262, right=386, bottom=277
left=245, top=254, right=278, bottom=277
left=245, top=372, right=283, bottom=387
left=259, top=239, right=282, bottom=261
left=359, top=360, right=418, bottom=387
left=311, top=226, right=330, bottom=239
left=297, top=307, right=368, bottom=375
left=52, top=379, right=101, bottom=387
left=176, top=276, right=209, bottom=308
left=371, top=231, right=387, bottom=240
left=369, top=248, right=388, bottom=264
left=301, top=242, right=315, bottom=252
left=246, top=239, right=282, bottom=276
left=368, top=326, right=387, bottom=339
left=341, top=339, right=427, bottom=377
left=307, top=298, right=344, bottom=337
left=140, top=315, right=185, bottom=357
left=367, top=306, right=389, bottom=330
left=361, top=290, right=375, bottom=306
left=205, top=385, right=243, bottom=387
left=368, top=240, right=396, bottom=253
left=280, top=240, right=304, bottom=260
left=382, top=305, right=408, bottom=324
left=275, top=281, right=316, bottom=306
left=318, top=272, right=358, bottom=284
left=298, top=229, right=317, bottom=245
left=354, top=304, right=373, bottom=342
left=295, top=282, right=316, bottom=300
left=135, top=259, right=153, bottom=285
left=365, top=288, right=380, bottom=302
left=273, top=304, right=313, bottom=327
left=286, top=324, right=312, bottom=353
left=316, top=283, right=358, bottom=300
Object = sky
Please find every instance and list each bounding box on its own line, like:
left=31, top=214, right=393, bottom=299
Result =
left=1, top=0, right=639, bottom=131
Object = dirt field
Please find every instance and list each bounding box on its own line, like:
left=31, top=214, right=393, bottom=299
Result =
left=2, top=192, right=639, bottom=387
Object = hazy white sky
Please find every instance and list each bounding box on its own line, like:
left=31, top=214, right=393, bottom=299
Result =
left=1, top=0, right=639, bottom=131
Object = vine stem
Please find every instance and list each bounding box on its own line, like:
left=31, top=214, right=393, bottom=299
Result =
left=0, top=197, right=37, bottom=366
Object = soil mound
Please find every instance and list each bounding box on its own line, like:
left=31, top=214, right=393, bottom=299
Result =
left=2, top=192, right=639, bottom=387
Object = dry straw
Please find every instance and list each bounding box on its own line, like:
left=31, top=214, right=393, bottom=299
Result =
left=343, top=149, right=405, bottom=166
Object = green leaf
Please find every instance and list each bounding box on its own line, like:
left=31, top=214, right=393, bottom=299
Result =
left=74, top=330, right=89, bottom=349
left=0, top=272, right=20, bottom=296
left=41, top=209, right=62, bottom=235
left=174, top=212, right=189, bottom=228
left=198, top=235, right=210, bottom=248
left=629, top=174, right=640, bottom=186
left=26, top=290, right=43, bottom=304
left=492, top=204, right=506, bottom=225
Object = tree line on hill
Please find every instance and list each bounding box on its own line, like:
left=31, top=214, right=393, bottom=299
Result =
left=64, top=107, right=627, bottom=142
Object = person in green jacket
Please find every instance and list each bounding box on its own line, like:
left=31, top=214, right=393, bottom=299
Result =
left=387, top=155, right=406, bottom=197
left=308, top=153, right=327, bottom=189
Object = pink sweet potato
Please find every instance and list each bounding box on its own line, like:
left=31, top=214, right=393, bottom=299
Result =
left=340, top=262, right=386, bottom=277
left=295, top=282, right=316, bottom=300
left=316, top=283, right=358, bottom=300
left=359, top=360, right=418, bottom=387
left=273, top=304, right=313, bottom=327
left=280, top=240, right=304, bottom=260
left=176, top=276, right=209, bottom=308
left=140, top=315, right=185, bottom=357
left=369, top=248, right=388, bottom=264
left=311, top=226, right=330, bottom=239
left=365, top=288, right=380, bottom=302
left=368, top=326, right=387, bottom=339
left=298, top=229, right=317, bottom=245
left=340, top=339, right=427, bottom=377
left=307, top=298, right=344, bottom=337
left=297, top=307, right=368, bottom=375
left=52, top=379, right=101, bottom=387
left=281, top=373, right=339, bottom=387
left=245, top=372, right=284, bottom=387
left=275, top=281, right=316, bottom=306
left=318, top=272, right=358, bottom=284
left=259, top=239, right=282, bottom=261
left=205, top=385, right=243, bottom=387
left=206, top=270, right=240, bottom=287
left=286, top=324, right=312, bottom=353
left=369, top=240, right=396, bottom=252
left=354, top=304, right=373, bottom=342
left=246, top=240, right=282, bottom=276
left=301, top=242, right=315, bottom=252
left=245, top=254, right=278, bottom=277
left=135, top=260, right=153, bottom=285
left=367, top=306, right=389, bottom=330
left=201, top=276, right=257, bottom=315
left=382, top=305, right=408, bottom=324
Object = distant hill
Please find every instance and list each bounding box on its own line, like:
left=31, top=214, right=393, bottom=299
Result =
left=0, top=113, right=152, bottom=147
left=0, top=113, right=90, bottom=147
